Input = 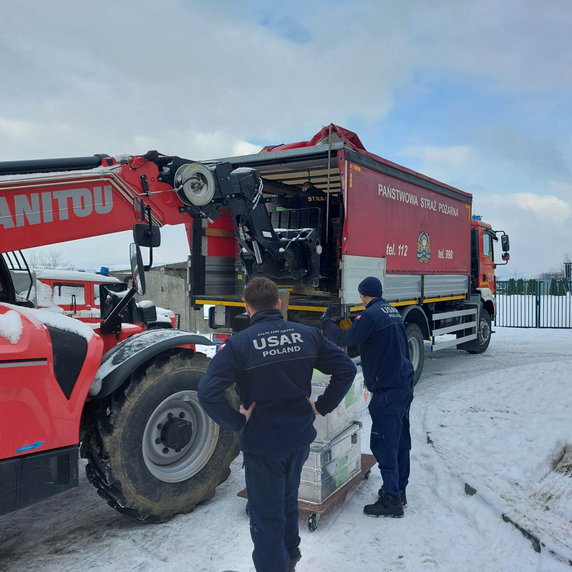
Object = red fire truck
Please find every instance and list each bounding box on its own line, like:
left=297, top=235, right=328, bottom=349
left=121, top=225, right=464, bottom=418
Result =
left=186, top=125, right=510, bottom=383
left=12, top=267, right=179, bottom=327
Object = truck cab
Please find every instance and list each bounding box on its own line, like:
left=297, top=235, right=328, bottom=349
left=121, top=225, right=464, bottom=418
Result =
left=471, top=215, right=510, bottom=308
left=30, top=268, right=123, bottom=321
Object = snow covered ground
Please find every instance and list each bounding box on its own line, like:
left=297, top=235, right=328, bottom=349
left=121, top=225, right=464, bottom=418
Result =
left=1, top=327, right=571, bottom=571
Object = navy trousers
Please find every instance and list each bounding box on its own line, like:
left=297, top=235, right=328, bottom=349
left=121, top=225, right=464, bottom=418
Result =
left=243, top=445, right=310, bottom=572
left=368, top=386, right=413, bottom=498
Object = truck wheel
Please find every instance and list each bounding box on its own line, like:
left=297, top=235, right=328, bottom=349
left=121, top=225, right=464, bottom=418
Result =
left=405, top=323, right=424, bottom=385
left=82, top=351, right=239, bottom=523
left=466, top=308, right=492, bottom=354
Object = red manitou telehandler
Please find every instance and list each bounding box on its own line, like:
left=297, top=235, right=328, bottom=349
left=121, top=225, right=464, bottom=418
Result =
left=0, top=152, right=250, bottom=522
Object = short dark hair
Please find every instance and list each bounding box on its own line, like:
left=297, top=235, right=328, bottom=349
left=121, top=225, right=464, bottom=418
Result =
left=244, top=277, right=279, bottom=312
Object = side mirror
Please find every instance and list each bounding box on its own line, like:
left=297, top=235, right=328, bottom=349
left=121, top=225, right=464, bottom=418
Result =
left=130, top=243, right=146, bottom=295
left=133, top=223, right=161, bottom=248
left=501, top=234, right=510, bottom=253
left=502, top=252, right=510, bottom=262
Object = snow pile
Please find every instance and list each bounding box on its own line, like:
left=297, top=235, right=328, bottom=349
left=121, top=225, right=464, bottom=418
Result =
left=35, top=279, right=55, bottom=308
left=34, top=269, right=120, bottom=283
left=154, top=306, right=176, bottom=324
left=424, top=359, right=572, bottom=559
left=0, top=309, right=23, bottom=344
left=4, top=304, right=95, bottom=341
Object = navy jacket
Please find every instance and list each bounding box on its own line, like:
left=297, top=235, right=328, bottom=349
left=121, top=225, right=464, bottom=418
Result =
left=321, top=297, right=414, bottom=392
left=198, top=309, right=357, bottom=455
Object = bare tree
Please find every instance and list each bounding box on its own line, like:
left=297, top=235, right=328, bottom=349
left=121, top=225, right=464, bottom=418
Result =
left=539, top=269, right=564, bottom=281
left=27, top=249, right=73, bottom=269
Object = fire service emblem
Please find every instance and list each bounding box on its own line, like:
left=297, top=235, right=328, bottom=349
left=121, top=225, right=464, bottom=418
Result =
left=416, top=232, right=431, bottom=263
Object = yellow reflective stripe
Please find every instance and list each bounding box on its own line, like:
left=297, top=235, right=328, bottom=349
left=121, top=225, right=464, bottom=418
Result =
left=421, top=295, right=466, bottom=304
left=193, top=300, right=328, bottom=312
left=194, top=295, right=467, bottom=311
left=194, top=300, right=244, bottom=307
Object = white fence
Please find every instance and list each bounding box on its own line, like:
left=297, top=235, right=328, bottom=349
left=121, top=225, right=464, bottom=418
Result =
left=495, top=280, right=572, bottom=328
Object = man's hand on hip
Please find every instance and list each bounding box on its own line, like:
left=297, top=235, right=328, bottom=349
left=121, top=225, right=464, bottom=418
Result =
left=307, top=397, right=320, bottom=416
left=240, top=402, right=256, bottom=422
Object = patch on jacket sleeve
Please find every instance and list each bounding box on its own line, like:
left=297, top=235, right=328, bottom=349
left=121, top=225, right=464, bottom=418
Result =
left=355, top=315, right=362, bottom=320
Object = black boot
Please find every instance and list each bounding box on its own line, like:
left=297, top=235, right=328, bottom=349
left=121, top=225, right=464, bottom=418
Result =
left=365, top=492, right=404, bottom=518
left=288, top=548, right=302, bottom=571
left=378, top=487, right=407, bottom=506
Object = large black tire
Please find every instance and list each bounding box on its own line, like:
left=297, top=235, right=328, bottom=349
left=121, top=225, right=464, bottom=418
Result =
left=405, top=323, right=424, bottom=385
left=82, top=351, right=239, bottom=523
left=465, top=308, right=492, bottom=354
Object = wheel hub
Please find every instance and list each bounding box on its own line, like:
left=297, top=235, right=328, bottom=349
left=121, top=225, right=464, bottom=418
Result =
left=142, top=389, right=220, bottom=483
left=160, top=417, right=193, bottom=451
left=479, top=319, right=491, bottom=341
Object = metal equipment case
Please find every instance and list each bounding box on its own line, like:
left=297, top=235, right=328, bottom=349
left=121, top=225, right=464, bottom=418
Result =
left=299, top=422, right=362, bottom=504
left=311, top=372, right=367, bottom=443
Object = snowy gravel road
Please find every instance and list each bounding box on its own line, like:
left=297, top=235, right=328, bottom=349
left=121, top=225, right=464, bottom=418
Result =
left=1, top=328, right=570, bottom=571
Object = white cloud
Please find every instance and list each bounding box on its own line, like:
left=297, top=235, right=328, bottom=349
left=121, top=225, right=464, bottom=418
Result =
left=403, top=145, right=474, bottom=169
left=1, top=2, right=571, bottom=162
left=484, top=192, right=572, bottom=224
left=130, top=131, right=260, bottom=160
left=512, top=193, right=571, bottom=224
left=475, top=190, right=572, bottom=277
left=548, top=179, right=572, bottom=194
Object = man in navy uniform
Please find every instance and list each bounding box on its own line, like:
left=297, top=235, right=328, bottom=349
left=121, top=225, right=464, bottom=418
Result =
left=320, top=276, right=414, bottom=518
left=198, top=277, right=356, bottom=571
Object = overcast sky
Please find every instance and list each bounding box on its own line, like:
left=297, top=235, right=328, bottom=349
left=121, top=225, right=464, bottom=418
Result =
left=2, top=0, right=571, bottom=278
